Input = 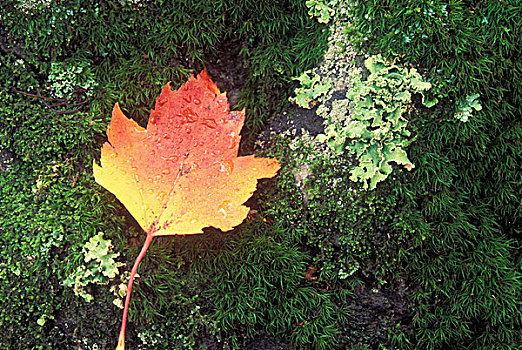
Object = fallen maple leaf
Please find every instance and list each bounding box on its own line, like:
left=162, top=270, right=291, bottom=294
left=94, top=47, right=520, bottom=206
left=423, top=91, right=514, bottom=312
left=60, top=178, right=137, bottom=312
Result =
left=93, top=69, right=280, bottom=350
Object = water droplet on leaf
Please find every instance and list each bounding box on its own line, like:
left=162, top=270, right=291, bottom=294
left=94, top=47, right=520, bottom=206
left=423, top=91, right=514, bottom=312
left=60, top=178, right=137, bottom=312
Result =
left=218, top=160, right=234, bottom=175
left=157, top=96, right=168, bottom=106
left=201, top=119, right=217, bottom=128
left=161, top=155, right=179, bottom=163
left=181, top=108, right=197, bottom=123
left=156, top=191, right=166, bottom=201
left=217, top=201, right=233, bottom=219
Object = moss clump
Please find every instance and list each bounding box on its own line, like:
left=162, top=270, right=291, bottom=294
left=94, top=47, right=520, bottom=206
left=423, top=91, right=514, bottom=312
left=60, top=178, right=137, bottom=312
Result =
left=351, top=1, right=522, bottom=348
left=202, top=234, right=347, bottom=350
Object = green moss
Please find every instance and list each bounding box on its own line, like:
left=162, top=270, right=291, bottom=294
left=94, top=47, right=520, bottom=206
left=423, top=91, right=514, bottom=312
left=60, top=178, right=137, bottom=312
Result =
left=350, top=1, right=522, bottom=348
left=256, top=132, right=414, bottom=349
left=262, top=136, right=403, bottom=284
left=201, top=233, right=347, bottom=349
left=0, top=108, right=124, bottom=347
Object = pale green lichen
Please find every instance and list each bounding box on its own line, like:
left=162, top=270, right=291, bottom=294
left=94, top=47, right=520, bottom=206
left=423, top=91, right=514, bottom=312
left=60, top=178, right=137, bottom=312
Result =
left=110, top=270, right=137, bottom=309
left=36, top=313, right=54, bottom=327
left=48, top=60, right=97, bottom=99
left=305, top=0, right=336, bottom=24
left=289, top=70, right=331, bottom=109
left=455, top=93, right=482, bottom=122
left=289, top=4, right=436, bottom=191
left=317, top=55, right=436, bottom=190
left=289, top=2, right=357, bottom=113
left=64, top=232, right=124, bottom=302
left=83, top=232, right=121, bottom=279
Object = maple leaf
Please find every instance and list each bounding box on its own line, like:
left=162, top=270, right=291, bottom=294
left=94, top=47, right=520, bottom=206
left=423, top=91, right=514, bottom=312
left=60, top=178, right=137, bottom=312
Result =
left=93, top=69, right=280, bottom=350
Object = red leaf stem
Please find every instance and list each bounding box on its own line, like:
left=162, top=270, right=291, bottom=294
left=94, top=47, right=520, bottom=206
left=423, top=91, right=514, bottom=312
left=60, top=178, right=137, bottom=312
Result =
left=116, top=234, right=154, bottom=350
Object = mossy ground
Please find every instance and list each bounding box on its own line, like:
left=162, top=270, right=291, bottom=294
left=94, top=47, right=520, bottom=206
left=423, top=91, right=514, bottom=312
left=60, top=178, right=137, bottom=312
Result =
left=1, top=0, right=520, bottom=349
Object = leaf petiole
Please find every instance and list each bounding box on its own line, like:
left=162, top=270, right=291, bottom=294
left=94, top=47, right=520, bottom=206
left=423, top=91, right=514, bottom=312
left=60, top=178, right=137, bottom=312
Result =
left=116, top=233, right=154, bottom=350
